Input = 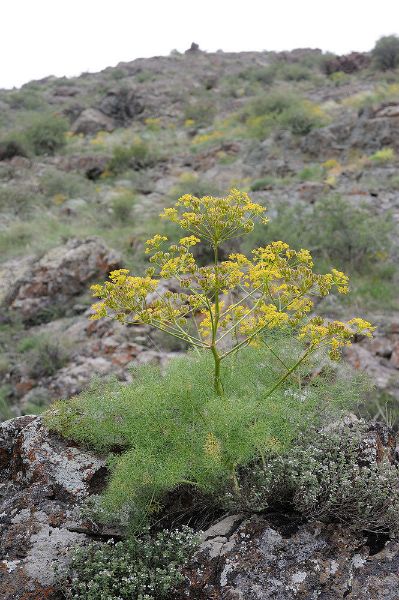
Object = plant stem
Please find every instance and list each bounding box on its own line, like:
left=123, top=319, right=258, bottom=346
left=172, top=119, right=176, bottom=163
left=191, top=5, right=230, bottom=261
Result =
left=212, top=243, right=224, bottom=397
left=211, top=344, right=224, bottom=396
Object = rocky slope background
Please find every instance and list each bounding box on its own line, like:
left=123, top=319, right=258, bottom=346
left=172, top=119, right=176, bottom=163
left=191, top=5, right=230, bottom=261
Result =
left=1, top=40, right=399, bottom=598
left=0, top=43, right=399, bottom=419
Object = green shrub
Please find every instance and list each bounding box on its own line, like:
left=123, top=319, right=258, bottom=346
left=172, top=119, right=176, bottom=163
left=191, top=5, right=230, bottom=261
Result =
left=107, top=139, right=154, bottom=174
left=279, top=103, right=326, bottom=135
left=244, top=93, right=327, bottom=138
left=5, top=89, right=47, bottom=111
left=298, top=164, right=324, bottom=181
left=372, top=35, right=399, bottom=70
left=244, top=196, right=395, bottom=273
left=250, top=176, right=276, bottom=191
left=183, top=99, right=216, bottom=127
left=46, top=342, right=362, bottom=528
left=168, top=172, right=223, bottom=199
left=0, top=137, right=28, bottom=161
left=39, top=169, right=89, bottom=199
left=23, top=113, right=68, bottom=155
left=0, top=186, right=42, bottom=216
left=19, top=334, right=69, bottom=378
left=61, top=527, right=199, bottom=600
left=370, top=147, right=396, bottom=163
left=111, top=192, right=136, bottom=222
left=274, top=62, right=313, bottom=81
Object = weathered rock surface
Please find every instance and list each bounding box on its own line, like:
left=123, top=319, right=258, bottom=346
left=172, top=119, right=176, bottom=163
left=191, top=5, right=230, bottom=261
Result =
left=0, top=416, right=108, bottom=599
left=177, top=516, right=399, bottom=599
left=3, top=237, right=120, bottom=322
left=70, top=107, right=115, bottom=134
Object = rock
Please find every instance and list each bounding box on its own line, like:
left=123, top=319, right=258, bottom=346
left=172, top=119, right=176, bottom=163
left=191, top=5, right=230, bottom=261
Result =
left=0, top=416, right=108, bottom=599
left=323, top=51, right=370, bottom=75
left=178, top=516, right=399, bottom=599
left=97, top=89, right=144, bottom=126
left=59, top=197, right=87, bottom=216
left=71, top=108, right=115, bottom=135
left=52, top=86, right=79, bottom=98
left=185, top=42, right=201, bottom=54
left=3, top=237, right=120, bottom=323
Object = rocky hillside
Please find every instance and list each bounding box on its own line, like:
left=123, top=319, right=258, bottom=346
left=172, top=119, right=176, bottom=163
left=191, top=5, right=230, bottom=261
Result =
left=1, top=41, right=399, bottom=600
left=0, top=44, right=399, bottom=419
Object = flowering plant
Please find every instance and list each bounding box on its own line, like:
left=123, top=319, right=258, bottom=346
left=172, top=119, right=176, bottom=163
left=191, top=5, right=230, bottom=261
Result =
left=91, top=189, right=373, bottom=396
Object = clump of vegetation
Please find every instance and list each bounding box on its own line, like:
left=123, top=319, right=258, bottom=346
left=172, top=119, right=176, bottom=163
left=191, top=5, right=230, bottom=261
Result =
left=61, top=526, right=199, bottom=600
left=372, top=35, right=399, bottom=70
left=0, top=137, right=27, bottom=161
left=370, top=147, right=396, bottom=163
left=244, top=92, right=327, bottom=138
left=47, top=190, right=373, bottom=528
left=245, top=195, right=394, bottom=273
left=107, top=138, right=156, bottom=174
left=183, top=98, right=217, bottom=127
left=23, top=113, right=69, bottom=155
left=290, top=423, right=399, bottom=531
left=225, top=422, right=399, bottom=535
left=111, top=191, right=136, bottom=222
left=39, top=168, right=90, bottom=199
left=19, top=334, right=69, bottom=378
left=46, top=342, right=366, bottom=528
left=169, top=173, right=222, bottom=199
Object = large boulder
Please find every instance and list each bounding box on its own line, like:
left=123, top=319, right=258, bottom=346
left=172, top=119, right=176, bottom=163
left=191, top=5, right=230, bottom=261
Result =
left=97, top=89, right=144, bottom=126
left=0, top=416, right=107, bottom=599
left=2, top=237, right=120, bottom=323
left=70, top=108, right=115, bottom=135
left=178, top=515, right=399, bottom=599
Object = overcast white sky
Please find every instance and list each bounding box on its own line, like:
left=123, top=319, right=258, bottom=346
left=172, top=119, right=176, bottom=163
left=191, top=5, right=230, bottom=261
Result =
left=1, top=0, right=399, bottom=89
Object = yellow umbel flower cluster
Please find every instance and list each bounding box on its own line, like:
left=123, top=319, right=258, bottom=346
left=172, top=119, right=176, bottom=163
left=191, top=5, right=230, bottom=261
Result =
left=90, top=189, right=374, bottom=396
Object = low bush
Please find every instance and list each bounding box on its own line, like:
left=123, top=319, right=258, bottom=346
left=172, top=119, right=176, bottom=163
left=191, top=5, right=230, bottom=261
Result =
left=370, top=147, right=396, bottom=163
left=0, top=138, right=27, bottom=161
left=224, top=422, right=399, bottom=535
left=183, top=98, right=216, bottom=127
left=61, top=526, right=199, bottom=600
left=39, top=168, right=89, bottom=199
left=23, top=113, right=68, bottom=155
left=111, top=191, right=136, bottom=222
left=274, top=62, right=314, bottom=81
left=244, top=196, right=395, bottom=273
left=372, top=35, right=399, bottom=71
left=244, top=92, right=327, bottom=138
left=107, top=139, right=155, bottom=174
left=19, top=334, right=69, bottom=378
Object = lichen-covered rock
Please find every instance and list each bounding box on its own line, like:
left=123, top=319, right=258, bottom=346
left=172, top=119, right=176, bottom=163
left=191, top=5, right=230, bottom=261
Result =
left=3, top=237, right=120, bottom=323
left=177, top=516, right=399, bottom=599
left=0, top=416, right=108, bottom=599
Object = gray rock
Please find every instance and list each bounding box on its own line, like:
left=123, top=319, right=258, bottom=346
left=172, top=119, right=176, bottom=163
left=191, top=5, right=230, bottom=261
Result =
left=71, top=108, right=115, bottom=135
left=0, top=416, right=108, bottom=599
left=3, top=237, right=120, bottom=323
